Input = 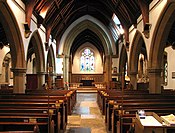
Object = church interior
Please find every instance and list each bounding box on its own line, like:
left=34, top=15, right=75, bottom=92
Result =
left=1, top=0, right=175, bottom=132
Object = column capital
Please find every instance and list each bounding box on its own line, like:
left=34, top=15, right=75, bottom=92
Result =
left=37, top=71, right=47, bottom=75
left=147, top=68, right=162, bottom=73
left=64, top=55, right=70, bottom=58
left=104, top=54, right=112, bottom=58
left=129, top=71, right=137, bottom=75
left=11, top=68, right=26, bottom=73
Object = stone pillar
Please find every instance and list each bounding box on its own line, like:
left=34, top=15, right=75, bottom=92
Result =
left=69, top=56, right=72, bottom=83
left=148, top=68, right=162, bottom=93
left=37, top=71, right=46, bottom=89
left=63, top=55, right=69, bottom=89
left=129, top=72, right=137, bottom=90
left=11, top=68, right=26, bottom=93
left=105, top=55, right=112, bottom=89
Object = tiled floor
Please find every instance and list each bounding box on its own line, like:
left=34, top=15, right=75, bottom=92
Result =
left=65, top=93, right=108, bottom=133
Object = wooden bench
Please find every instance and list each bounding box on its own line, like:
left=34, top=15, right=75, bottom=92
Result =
left=0, top=90, right=77, bottom=132
left=97, top=89, right=149, bottom=115
left=107, top=97, right=175, bottom=133
left=112, top=103, right=175, bottom=133
left=0, top=97, right=67, bottom=131
left=0, top=101, right=62, bottom=132
left=0, top=115, right=54, bottom=133
left=97, top=89, right=175, bottom=132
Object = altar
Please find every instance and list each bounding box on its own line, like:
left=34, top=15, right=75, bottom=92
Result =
left=80, top=80, right=94, bottom=86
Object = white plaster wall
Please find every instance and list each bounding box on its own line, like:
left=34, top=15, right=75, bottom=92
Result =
left=72, top=42, right=103, bottom=74
left=4, top=0, right=57, bottom=77
left=7, top=0, right=26, bottom=56
left=0, top=46, right=10, bottom=74
left=0, top=46, right=10, bottom=83
left=7, top=0, right=49, bottom=66
left=26, top=54, right=36, bottom=74
left=128, top=0, right=167, bottom=61
left=164, top=47, right=175, bottom=89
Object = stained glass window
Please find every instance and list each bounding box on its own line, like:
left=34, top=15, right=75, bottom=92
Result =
left=80, top=48, right=94, bottom=72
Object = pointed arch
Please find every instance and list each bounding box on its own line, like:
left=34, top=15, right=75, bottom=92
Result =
left=59, top=15, right=115, bottom=56
left=148, top=1, right=175, bottom=93
left=0, top=1, right=25, bottom=69
left=47, top=45, right=56, bottom=73
left=0, top=1, right=26, bottom=93
left=119, top=45, right=127, bottom=74
left=28, top=30, right=45, bottom=72
left=129, top=30, right=146, bottom=74
left=149, top=1, right=175, bottom=69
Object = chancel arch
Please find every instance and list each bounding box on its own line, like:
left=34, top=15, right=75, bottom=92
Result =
left=60, top=15, right=115, bottom=85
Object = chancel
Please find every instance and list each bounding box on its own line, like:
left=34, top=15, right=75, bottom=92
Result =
left=1, top=0, right=175, bottom=133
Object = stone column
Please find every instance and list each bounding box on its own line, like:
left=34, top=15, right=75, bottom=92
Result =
left=11, top=68, right=26, bottom=93
left=129, top=71, right=137, bottom=90
left=148, top=68, right=162, bottom=93
left=37, top=71, right=46, bottom=89
left=104, top=55, right=112, bottom=89
left=63, top=55, right=69, bottom=89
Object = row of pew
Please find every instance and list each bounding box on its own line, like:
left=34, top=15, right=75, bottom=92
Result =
left=0, top=89, right=77, bottom=133
left=97, top=89, right=175, bottom=133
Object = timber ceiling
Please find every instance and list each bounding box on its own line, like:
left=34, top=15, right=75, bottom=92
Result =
left=30, top=0, right=151, bottom=40
left=1, top=0, right=175, bottom=53
left=23, top=0, right=153, bottom=54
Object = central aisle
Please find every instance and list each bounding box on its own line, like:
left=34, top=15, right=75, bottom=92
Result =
left=65, top=92, right=108, bottom=133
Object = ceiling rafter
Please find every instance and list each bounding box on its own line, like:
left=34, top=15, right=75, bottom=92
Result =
left=51, top=0, right=74, bottom=31
left=121, top=1, right=137, bottom=25
left=138, top=0, right=149, bottom=26
left=21, top=0, right=153, bottom=54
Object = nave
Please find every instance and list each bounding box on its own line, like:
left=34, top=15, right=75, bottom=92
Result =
left=66, top=93, right=107, bottom=133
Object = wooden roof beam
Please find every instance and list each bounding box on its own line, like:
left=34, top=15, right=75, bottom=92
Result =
left=138, top=0, right=151, bottom=38
left=25, top=0, right=35, bottom=28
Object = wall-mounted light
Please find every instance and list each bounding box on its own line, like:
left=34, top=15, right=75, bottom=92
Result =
left=125, top=41, right=130, bottom=51
left=45, top=42, right=49, bottom=51
left=143, top=23, right=152, bottom=38
left=0, top=42, right=4, bottom=49
left=172, top=42, right=175, bottom=49
left=23, top=23, right=32, bottom=38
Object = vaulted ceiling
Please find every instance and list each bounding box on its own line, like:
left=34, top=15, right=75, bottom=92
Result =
left=1, top=0, right=175, bottom=52
left=22, top=0, right=153, bottom=54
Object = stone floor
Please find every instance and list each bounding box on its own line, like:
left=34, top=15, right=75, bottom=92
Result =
left=65, top=92, right=108, bottom=133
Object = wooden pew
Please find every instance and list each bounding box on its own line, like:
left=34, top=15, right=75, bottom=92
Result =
left=97, top=89, right=175, bottom=132
left=0, top=115, right=54, bottom=133
left=112, top=104, right=175, bottom=133
left=0, top=97, right=67, bottom=130
left=108, top=98, right=175, bottom=133
left=0, top=100, right=61, bottom=132
left=0, top=90, right=77, bottom=133
left=97, top=89, right=149, bottom=115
